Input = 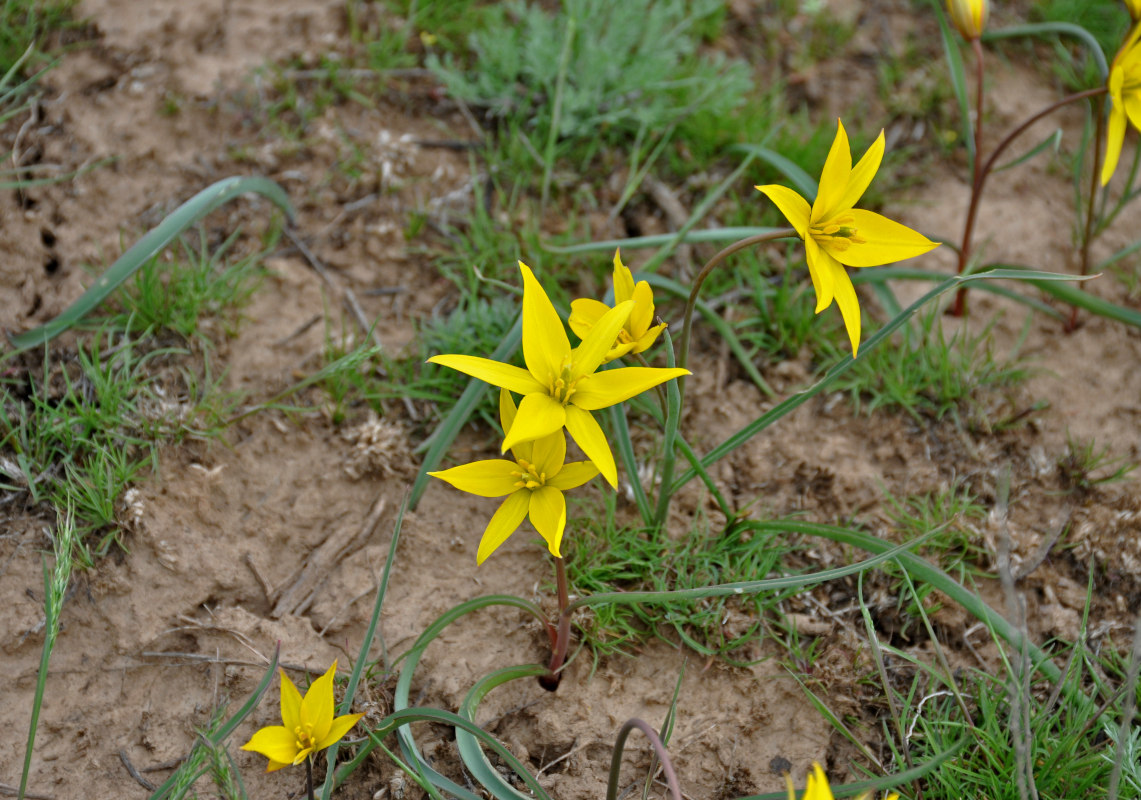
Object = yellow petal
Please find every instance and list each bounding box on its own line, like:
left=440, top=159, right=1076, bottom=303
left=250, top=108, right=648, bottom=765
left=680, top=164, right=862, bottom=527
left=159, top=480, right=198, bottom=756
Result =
left=499, top=388, right=517, bottom=442
left=565, top=406, right=617, bottom=489
left=568, top=297, right=610, bottom=341
left=280, top=670, right=302, bottom=731
left=520, top=262, right=570, bottom=384
left=530, top=430, right=567, bottom=478
left=757, top=184, right=811, bottom=237
left=613, top=250, right=635, bottom=304
left=806, top=764, right=835, bottom=800
left=1102, top=104, right=1127, bottom=186
left=631, top=322, right=667, bottom=354
left=302, top=662, right=338, bottom=743
left=242, top=725, right=299, bottom=766
left=477, top=490, right=530, bottom=564
left=836, top=129, right=885, bottom=213
left=813, top=120, right=853, bottom=223
left=830, top=260, right=863, bottom=355
left=429, top=460, right=520, bottom=497
left=785, top=773, right=797, bottom=800
left=429, top=355, right=544, bottom=395
left=628, top=281, right=655, bottom=338
left=826, top=209, right=939, bottom=267
left=266, top=759, right=292, bottom=773
left=570, top=367, right=690, bottom=411
left=1123, top=89, right=1141, bottom=135
left=528, top=485, right=566, bottom=556
left=317, top=712, right=364, bottom=751
left=805, top=236, right=836, bottom=312
left=502, top=392, right=567, bottom=452
left=571, top=300, right=634, bottom=380
left=547, top=461, right=599, bottom=491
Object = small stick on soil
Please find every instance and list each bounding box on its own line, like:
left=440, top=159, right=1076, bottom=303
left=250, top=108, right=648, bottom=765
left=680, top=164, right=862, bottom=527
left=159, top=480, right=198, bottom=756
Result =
left=243, top=553, right=275, bottom=601
left=118, top=749, right=156, bottom=791
left=344, top=287, right=385, bottom=353
left=273, top=314, right=322, bottom=347
left=284, top=227, right=334, bottom=287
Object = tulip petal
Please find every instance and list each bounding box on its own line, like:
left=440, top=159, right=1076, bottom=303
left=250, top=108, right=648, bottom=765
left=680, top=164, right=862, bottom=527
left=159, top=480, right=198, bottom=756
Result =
left=570, top=367, right=690, bottom=411
left=502, top=393, right=566, bottom=452
left=804, top=236, right=835, bottom=312
left=814, top=120, right=853, bottom=222
left=242, top=726, right=299, bottom=766
left=547, top=461, right=600, bottom=491
left=477, top=490, right=530, bottom=564
left=629, top=281, right=655, bottom=337
left=1102, top=105, right=1127, bottom=186
left=757, top=184, right=811, bottom=237
left=613, top=250, right=635, bottom=303
left=632, top=322, right=667, bottom=354
left=568, top=298, right=610, bottom=341
left=828, top=209, right=938, bottom=267
left=499, top=389, right=517, bottom=441
left=429, top=460, right=521, bottom=497
left=528, top=486, right=567, bottom=556
left=266, top=759, right=292, bottom=773
left=530, top=430, right=567, bottom=478
left=280, top=671, right=302, bottom=732
left=565, top=405, right=617, bottom=488
left=317, top=712, right=365, bottom=751
left=572, top=300, right=634, bottom=380
left=302, top=662, right=338, bottom=743
left=830, top=263, right=862, bottom=355
left=520, top=262, right=570, bottom=384
left=836, top=129, right=885, bottom=212
left=428, top=355, right=544, bottom=395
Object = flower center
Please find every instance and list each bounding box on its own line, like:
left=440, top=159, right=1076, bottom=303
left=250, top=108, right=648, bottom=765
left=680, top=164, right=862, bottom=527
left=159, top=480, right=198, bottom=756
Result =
left=294, top=722, right=317, bottom=752
left=547, top=358, right=580, bottom=405
left=810, top=214, right=867, bottom=253
left=617, top=329, right=635, bottom=344
left=511, top=458, right=547, bottom=491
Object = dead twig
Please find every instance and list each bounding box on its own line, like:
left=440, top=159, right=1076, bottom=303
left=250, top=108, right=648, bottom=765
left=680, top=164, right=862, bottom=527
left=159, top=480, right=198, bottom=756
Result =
left=119, top=749, right=156, bottom=792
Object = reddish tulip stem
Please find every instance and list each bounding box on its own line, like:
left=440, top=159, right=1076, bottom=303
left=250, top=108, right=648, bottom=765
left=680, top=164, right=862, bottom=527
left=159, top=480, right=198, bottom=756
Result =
left=542, top=557, right=572, bottom=690
left=306, top=756, right=315, bottom=800
left=1071, top=94, right=1107, bottom=330
left=951, top=37, right=988, bottom=316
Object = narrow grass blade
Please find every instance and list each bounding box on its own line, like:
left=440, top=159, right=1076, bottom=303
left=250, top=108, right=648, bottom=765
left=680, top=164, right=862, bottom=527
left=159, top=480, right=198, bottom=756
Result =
left=652, top=328, right=682, bottom=528
left=670, top=269, right=1092, bottom=493
left=994, top=128, right=1063, bottom=172
left=988, top=262, right=1141, bottom=328
left=320, top=496, right=407, bottom=800
left=409, top=315, right=522, bottom=507
left=610, top=403, right=653, bottom=523
left=545, top=227, right=785, bottom=255
left=852, top=266, right=1064, bottom=319
left=735, top=143, right=818, bottom=199
left=148, top=645, right=280, bottom=800
left=456, top=664, right=551, bottom=800
left=9, top=176, right=295, bottom=350
left=985, top=22, right=1109, bottom=80
left=933, top=0, right=974, bottom=165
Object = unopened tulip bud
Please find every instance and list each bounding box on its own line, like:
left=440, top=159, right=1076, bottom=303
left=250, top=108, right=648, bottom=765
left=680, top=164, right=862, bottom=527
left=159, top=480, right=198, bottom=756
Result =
left=947, top=0, right=989, bottom=40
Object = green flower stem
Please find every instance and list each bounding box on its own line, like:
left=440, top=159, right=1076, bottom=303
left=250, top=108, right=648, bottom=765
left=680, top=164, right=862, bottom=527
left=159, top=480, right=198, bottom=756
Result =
left=676, top=228, right=796, bottom=385
left=605, top=719, right=682, bottom=800
left=952, top=84, right=1106, bottom=315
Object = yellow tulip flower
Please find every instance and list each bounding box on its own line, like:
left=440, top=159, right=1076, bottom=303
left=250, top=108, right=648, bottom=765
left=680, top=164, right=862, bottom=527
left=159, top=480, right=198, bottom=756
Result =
left=1101, top=22, right=1141, bottom=185
left=786, top=764, right=899, bottom=800
left=241, top=661, right=363, bottom=772
left=429, top=262, right=688, bottom=488
left=947, top=0, right=988, bottom=40
left=568, top=249, right=666, bottom=363
left=757, top=120, right=939, bottom=355
left=430, top=390, right=599, bottom=563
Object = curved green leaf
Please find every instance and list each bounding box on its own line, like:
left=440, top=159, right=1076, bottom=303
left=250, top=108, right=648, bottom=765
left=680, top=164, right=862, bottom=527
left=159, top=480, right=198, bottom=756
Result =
left=9, top=176, right=295, bottom=350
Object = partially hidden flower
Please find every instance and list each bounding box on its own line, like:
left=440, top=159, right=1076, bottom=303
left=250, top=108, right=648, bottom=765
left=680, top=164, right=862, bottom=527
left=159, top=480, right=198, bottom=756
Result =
left=757, top=120, right=939, bottom=355
left=429, top=389, right=599, bottom=563
left=946, top=0, right=988, bottom=40
left=1101, top=21, right=1141, bottom=185
left=241, top=661, right=363, bottom=772
left=1127, top=0, right=1141, bottom=22
left=786, top=763, right=898, bottom=800
left=568, top=249, right=666, bottom=363
left=428, top=262, right=689, bottom=488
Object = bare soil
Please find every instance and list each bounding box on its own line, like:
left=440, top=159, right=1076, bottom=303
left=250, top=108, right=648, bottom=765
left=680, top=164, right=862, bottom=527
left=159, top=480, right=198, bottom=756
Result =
left=1, top=1, right=1139, bottom=799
